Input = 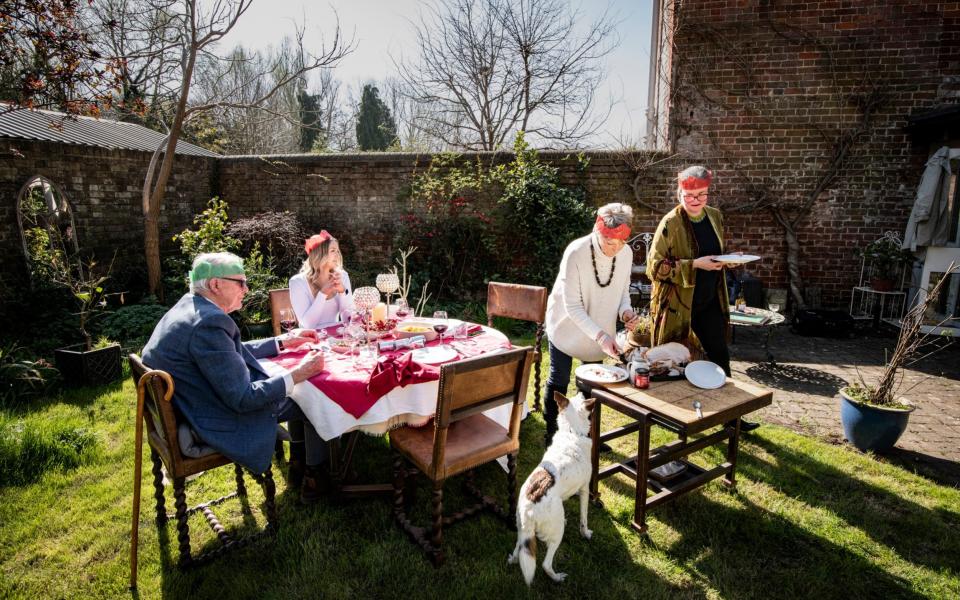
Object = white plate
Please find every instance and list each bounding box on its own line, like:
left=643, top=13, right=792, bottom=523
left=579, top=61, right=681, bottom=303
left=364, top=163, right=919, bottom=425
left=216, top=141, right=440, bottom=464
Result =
left=712, top=254, right=760, bottom=265
left=575, top=364, right=628, bottom=384
left=410, top=346, right=458, bottom=365
left=685, top=360, right=726, bottom=389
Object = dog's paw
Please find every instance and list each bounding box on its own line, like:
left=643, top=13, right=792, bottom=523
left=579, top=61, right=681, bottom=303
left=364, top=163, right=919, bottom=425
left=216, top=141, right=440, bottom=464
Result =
left=580, top=526, right=593, bottom=540
left=507, top=553, right=517, bottom=565
left=547, top=571, right=567, bottom=583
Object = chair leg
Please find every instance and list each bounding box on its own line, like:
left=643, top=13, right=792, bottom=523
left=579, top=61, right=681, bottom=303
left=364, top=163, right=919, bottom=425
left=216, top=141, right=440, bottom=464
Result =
left=507, top=453, right=518, bottom=528
left=149, top=449, right=166, bottom=526
left=430, top=481, right=445, bottom=567
left=262, top=468, right=278, bottom=533
left=392, top=452, right=406, bottom=521
left=533, top=325, right=545, bottom=412
left=234, top=464, right=248, bottom=497
left=172, top=477, right=192, bottom=567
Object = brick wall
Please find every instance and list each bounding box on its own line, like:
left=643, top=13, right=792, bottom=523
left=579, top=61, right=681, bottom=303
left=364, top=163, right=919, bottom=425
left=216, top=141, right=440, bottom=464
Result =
left=0, top=139, right=217, bottom=286
left=216, top=151, right=679, bottom=267
left=667, top=0, right=960, bottom=306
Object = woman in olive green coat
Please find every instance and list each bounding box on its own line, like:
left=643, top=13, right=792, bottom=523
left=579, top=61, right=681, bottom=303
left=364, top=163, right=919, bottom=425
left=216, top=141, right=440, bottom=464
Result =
left=646, top=166, right=731, bottom=374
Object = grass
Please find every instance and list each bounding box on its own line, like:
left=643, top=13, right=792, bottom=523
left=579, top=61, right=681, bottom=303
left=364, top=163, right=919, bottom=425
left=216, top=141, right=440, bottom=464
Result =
left=0, top=339, right=958, bottom=599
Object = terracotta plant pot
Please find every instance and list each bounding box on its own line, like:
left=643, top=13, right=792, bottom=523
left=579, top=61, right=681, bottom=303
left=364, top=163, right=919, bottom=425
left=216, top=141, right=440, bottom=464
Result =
left=839, top=388, right=913, bottom=452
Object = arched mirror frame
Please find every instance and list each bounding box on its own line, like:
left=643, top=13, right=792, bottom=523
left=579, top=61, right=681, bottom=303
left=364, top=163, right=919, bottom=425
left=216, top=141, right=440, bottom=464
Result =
left=15, top=175, right=79, bottom=278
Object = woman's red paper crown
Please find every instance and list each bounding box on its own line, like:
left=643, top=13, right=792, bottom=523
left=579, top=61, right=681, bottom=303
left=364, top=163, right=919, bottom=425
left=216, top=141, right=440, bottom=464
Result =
left=304, top=230, right=332, bottom=254
left=594, top=216, right=631, bottom=240
left=679, top=170, right=712, bottom=190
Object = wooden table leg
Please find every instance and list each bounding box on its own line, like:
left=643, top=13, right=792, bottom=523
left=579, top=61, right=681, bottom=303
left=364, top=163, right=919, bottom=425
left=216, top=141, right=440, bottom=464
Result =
left=723, top=418, right=741, bottom=488
left=590, top=396, right=602, bottom=506
left=632, top=414, right=651, bottom=535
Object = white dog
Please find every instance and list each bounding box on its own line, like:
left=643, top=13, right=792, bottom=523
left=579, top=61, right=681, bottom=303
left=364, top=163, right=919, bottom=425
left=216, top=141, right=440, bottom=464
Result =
left=508, top=392, right=595, bottom=585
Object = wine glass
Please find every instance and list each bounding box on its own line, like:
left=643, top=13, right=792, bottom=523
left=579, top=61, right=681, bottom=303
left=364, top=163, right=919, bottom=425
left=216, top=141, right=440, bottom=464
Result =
left=376, top=273, right=400, bottom=307
left=345, top=313, right=366, bottom=365
left=279, top=308, right=297, bottom=333
left=395, top=298, right=410, bottom=320
left=432, top=310, right=449, bottom=347
left=768, top=303, right=781, bottom=313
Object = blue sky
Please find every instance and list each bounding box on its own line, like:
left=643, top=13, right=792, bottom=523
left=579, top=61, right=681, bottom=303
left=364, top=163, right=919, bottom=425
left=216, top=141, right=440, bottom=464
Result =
left=223, top=0, right=653, bottom=147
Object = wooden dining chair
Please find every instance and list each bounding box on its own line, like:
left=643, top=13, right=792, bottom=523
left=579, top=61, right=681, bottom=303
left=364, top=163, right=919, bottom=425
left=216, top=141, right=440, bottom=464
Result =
left=486, top=282, right=547, bottom=411
left=269, top=288, right=293, bottom=337
left=390, top=346, right=532, bottom=567
left=128, top=354, right=277, bottom=590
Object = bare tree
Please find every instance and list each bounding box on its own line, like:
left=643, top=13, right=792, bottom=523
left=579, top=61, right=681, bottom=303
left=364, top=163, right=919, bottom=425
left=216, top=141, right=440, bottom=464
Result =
left=397, top=0, right=617, bottom=150
left=139, top=0, right=352, bottom=296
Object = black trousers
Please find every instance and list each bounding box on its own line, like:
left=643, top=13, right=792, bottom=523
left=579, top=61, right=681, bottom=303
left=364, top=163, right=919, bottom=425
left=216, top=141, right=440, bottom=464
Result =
left=691, top=300, right=731, bottom=376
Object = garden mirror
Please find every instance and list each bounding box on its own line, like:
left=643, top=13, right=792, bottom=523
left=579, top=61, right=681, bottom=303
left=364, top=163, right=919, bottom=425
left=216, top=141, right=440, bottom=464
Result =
left=16, top=175, right=78, bottom=281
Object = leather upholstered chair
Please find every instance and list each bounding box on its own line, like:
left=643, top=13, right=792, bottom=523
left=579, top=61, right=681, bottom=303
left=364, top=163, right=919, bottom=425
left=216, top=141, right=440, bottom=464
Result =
left=486, top=282, right=547, bottom=411
left=128, top=354, right=277, bottom=589
left=390, top=347, right=532, bottom=567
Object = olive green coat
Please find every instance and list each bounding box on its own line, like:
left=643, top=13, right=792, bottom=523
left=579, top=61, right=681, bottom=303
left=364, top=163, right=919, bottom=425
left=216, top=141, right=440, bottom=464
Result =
left=646, top=205, right=730, bottom=351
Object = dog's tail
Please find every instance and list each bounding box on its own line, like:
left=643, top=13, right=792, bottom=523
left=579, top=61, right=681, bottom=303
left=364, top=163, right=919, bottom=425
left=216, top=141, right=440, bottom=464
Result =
left=519, top=533, right=537, bottom=585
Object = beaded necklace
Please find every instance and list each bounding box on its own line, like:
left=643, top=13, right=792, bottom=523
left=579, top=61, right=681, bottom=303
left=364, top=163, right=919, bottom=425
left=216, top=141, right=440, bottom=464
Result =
left=589, top=242, right=616, bottom=288
left=688, top=210, right=707, bottom=223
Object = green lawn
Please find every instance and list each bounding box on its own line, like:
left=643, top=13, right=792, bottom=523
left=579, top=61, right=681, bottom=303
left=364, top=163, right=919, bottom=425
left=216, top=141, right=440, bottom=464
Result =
left=1, top=346, right=959, bottom=599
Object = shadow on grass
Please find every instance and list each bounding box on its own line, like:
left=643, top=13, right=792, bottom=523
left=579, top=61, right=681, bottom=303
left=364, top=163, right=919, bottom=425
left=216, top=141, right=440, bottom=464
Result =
left=877, top=447, right=960, bottom=488
left=740, top=434, right=960, bottom=576
left=153, top=418, right=701, bottom=599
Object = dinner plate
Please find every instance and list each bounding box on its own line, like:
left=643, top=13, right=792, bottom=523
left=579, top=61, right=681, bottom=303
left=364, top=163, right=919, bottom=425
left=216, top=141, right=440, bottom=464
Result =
left=712, top=254, right=761, bottom=265
left=685, top=360, right=726, bottom=389
left=410, top=346, right=458, bottom=365
left=575, top=364, right=628, bottom=384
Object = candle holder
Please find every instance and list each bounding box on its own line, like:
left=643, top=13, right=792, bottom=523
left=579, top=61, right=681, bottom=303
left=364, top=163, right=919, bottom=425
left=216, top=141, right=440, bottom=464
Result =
left=376, top=273, right=400, bottom=308
left=352, top=286, right=382, bottom=360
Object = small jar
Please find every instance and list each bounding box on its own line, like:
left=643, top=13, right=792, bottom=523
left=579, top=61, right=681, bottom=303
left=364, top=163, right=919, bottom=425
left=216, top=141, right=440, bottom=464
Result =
left=633, top=364, right=650, bottom=389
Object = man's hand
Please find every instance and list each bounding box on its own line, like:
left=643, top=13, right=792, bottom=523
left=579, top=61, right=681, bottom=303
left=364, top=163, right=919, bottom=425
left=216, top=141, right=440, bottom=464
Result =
left=281, top=328, right=319, bottom=350
left=693, top=256, right=724, bottom=271
left=596, top=332, right=621, bottom=359
left=291, top=350, right=325, bottom=383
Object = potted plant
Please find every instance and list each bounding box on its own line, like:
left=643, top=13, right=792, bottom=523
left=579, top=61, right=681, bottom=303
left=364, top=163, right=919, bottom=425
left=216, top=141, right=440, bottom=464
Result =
left=51, top=256, right=123, bottom=387
left=839, top=263, right=957, bottom=452
left=626, top=311, right=652, bottom=349
left=857, top=235, right=913, bottom=292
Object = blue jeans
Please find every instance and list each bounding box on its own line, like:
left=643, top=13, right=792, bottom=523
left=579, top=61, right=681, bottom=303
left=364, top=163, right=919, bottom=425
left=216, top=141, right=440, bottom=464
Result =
left=543, top=341, right=598, bottom=444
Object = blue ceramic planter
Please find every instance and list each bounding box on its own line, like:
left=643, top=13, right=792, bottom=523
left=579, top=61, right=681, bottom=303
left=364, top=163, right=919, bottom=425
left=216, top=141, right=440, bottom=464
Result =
left=839, top=390, right=913, bottom=452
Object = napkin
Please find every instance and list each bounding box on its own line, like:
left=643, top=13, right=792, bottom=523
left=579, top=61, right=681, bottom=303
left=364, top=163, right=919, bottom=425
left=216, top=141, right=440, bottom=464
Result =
left=367, top=352, right=440, bottom=402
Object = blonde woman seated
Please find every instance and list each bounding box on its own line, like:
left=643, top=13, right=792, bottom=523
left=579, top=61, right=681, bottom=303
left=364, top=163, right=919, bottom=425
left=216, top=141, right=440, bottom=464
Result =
left=289, top=231, right=355, bottom=329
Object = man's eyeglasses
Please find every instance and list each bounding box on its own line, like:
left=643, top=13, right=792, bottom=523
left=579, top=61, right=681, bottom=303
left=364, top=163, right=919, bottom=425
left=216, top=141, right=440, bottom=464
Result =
left=220, top=277, right=249, bottom=289
left=682, top=192, right=709, bottom=201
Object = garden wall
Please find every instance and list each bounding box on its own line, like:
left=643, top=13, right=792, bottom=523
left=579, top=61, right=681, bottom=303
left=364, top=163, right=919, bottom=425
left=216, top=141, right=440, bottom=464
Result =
left=0, top=139, right=217, bottom=289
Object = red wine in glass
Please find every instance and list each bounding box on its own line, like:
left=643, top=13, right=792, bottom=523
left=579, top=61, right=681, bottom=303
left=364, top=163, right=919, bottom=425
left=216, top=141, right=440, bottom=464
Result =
left=433, top=323, right=448, bottom=346
left=280, top=319, right=297, bottom=332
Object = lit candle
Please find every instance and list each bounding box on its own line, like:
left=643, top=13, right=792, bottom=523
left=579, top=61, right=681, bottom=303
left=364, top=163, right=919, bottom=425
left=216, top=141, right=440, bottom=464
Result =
left=371, top=302, right=388, bottom=324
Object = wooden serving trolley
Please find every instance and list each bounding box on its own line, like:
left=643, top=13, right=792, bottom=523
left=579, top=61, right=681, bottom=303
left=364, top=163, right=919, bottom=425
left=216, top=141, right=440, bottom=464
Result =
left=576, top=375, right=772, bottom=534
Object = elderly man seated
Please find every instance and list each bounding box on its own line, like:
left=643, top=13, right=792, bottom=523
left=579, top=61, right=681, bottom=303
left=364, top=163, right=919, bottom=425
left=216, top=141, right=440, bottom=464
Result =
left=142, top=252, right=329, bottom=503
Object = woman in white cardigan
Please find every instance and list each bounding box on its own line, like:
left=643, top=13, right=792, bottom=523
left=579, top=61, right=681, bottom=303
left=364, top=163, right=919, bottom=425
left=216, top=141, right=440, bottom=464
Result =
left=289, top=231, right=355, bottom=329
left=543, top=203, right=638, bottom=444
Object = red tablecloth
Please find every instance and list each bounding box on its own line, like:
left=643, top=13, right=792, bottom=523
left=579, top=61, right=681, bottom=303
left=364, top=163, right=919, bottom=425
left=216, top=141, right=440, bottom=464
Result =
left=267, top=323, right=510, bottom=419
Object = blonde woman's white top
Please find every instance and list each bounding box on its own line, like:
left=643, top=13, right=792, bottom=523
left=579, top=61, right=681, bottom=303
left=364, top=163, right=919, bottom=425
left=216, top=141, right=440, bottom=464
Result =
left=545, top=233, right=633, bottom=362
left=289, top=271, right=354, bottom=329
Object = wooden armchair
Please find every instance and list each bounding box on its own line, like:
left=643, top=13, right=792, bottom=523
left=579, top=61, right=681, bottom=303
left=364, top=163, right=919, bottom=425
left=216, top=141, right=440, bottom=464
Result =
left=486, top=282, right=547, bottom=411
left=390, top=347, right=532, bottom=566
left=269, top=288, right=293, bottom=337
left=128, top=354, right=277, bottom=589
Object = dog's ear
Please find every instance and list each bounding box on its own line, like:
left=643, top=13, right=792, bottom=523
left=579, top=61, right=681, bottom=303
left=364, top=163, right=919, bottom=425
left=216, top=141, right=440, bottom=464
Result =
left=582, top=397, right=596, bottom=412
left=554, top=391, right=570, bottom=412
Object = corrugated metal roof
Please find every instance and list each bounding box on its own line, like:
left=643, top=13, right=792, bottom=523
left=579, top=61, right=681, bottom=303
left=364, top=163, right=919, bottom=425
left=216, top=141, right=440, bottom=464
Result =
left=0, top=106, right=221, bottom=158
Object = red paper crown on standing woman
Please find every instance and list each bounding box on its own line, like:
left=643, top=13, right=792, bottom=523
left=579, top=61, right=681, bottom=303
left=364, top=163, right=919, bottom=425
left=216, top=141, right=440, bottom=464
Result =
left=679, top=169, right=713, bottom=190
left=594, top=216, right=631, bottom=240
left=304, top=230, right=332, bottom=254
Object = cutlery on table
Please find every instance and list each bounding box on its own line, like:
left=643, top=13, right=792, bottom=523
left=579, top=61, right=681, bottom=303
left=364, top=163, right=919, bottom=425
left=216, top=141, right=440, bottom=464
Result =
left=693, top=400, right=703, bottom=419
